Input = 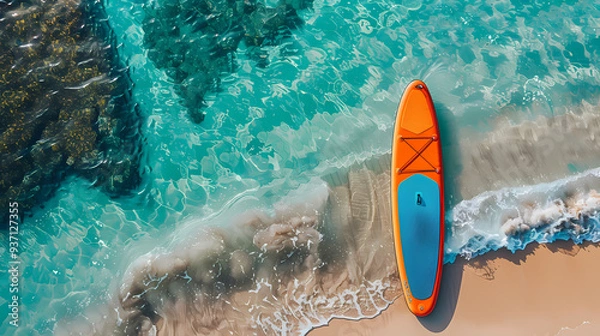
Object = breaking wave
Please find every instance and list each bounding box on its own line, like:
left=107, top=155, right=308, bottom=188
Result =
left=446, top=168, right=600, bottom=262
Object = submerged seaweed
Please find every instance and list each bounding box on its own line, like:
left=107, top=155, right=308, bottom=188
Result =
left=142, top=0, right=313, bottom=123
left=0, top=0, right=143, bottom=226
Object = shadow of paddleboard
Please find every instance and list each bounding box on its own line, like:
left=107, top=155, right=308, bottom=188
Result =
left=418, top=101, right=464, bottom=332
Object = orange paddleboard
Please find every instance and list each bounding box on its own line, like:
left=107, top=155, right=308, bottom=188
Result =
left=391, top=80, right=444, bottom=317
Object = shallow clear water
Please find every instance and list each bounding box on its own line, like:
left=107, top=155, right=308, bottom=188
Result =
left=1, top=0, right=600, bottom=334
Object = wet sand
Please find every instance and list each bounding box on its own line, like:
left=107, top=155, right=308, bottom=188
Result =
left=309, top=241, right=600, bottom=336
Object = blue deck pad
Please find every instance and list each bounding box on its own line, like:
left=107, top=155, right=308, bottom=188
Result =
left=397, top=174, right=441, bottom=300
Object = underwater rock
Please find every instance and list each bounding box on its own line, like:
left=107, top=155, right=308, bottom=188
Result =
left=0, top=0, right=143, bottom=225
left=142, top=0, right=313, bottom=122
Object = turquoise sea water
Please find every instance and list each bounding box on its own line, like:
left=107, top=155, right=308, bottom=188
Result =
left=1, top=0, right=600, bottom=334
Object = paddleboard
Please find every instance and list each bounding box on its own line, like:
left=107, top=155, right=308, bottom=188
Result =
left=391, top=80, right=444, bottom=317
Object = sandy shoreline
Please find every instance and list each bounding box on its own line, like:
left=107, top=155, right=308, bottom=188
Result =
left=309, top=241, right=600, bottom=336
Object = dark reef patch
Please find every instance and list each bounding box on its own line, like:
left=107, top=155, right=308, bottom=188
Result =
left=0, top=0, right=144, bottom=227
left=142, top=0, right=314, bottom=123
